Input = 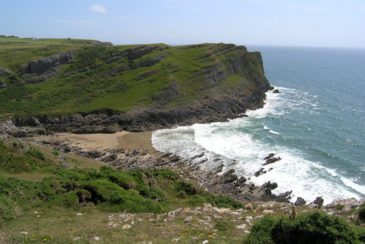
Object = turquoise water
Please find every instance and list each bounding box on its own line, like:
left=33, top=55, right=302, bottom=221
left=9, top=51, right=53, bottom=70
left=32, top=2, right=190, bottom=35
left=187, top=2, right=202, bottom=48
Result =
left=152, top=47, right=365, bottom=204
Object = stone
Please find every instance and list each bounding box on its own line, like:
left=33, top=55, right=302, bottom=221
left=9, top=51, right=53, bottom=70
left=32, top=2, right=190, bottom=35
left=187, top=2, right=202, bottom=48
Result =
left=122, top=224, right=132, bottom=230
left=245, top=203, right=254, bottom=211
left=276, top=191, right=292, bottom=202
left=263, top=156, right=281, bottom=166
left=236, top=224, right=247, bottom=230
left=262, top=181, right=278, bottom=190
left=254, top=168, right=266, bottom=177
left=22, top=52, right=74, bottom=75
left=219, top=169, right=238, bottom=183
left=313, top=197, right=324, bottom=207
left=294, top=197, right=307, bottom=206
left=184, top=216, right=193, bottom=223
left=100, top=153, right=117, bottom=163
left=237, top=176, right=247, bottom=185
left=264, top=153, right=275, bottom=160
left=273, top=89, right=281, bottom=94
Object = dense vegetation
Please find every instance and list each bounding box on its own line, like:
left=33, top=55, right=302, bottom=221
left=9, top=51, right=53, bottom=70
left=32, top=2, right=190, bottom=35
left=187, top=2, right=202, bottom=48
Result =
left=0, top=138, right=241, bottom=226
left=358, top=204, right=365, bottom=223
left=0, top=36, right=265, bottom=118
left=245, top=212, right=365, bottom=244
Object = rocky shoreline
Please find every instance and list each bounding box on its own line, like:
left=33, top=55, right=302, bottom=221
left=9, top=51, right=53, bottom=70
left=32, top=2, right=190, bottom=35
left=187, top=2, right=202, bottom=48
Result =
left=2, top=83, right=270, bottom=136
left=24, top=133, right=322, bottom=206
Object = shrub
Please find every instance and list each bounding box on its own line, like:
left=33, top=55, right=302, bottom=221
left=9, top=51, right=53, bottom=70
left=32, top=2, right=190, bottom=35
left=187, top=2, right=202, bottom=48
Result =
left=244, top=215, right=278, bottom=244
left=358, top=204, right=365, bottom=223
left=175, top=181, right=197, bottom=197
left=245, top=212, right=361, bottom=244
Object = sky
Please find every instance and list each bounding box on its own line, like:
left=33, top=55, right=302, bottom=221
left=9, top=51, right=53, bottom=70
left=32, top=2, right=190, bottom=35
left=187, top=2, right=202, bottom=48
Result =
left=1, top=0, right=365, bottom=48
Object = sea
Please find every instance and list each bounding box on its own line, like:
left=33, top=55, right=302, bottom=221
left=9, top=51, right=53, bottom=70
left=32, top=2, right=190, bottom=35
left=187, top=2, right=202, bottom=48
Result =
left=152, top=46, right=365, bottom=204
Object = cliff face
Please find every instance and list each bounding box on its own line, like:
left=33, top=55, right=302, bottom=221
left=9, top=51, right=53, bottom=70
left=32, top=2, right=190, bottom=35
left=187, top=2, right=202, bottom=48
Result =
left=0, top=39, right=271, bottom=134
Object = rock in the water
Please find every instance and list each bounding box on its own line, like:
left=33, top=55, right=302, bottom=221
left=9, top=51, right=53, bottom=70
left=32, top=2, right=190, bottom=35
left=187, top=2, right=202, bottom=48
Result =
left=294, top=197, right=307, bottom=206
left=313, top=197, right=324, bottom=207
left=254, top=168, right=266, bottom=177
left=263, top=153, right=275, bottom=160
left=263, top=156, right=281, bottom=166
left=273, top=89, right=280, bottom=94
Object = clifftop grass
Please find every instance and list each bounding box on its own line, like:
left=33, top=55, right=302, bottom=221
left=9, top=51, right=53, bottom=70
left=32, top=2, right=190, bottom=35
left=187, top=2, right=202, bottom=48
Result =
left=0, top=37, right=266, bottom=117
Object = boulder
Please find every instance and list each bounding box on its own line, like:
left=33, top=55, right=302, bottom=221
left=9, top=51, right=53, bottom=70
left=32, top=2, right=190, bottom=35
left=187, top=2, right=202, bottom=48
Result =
left=312, top=197, right=324, bottom=207
left=294, top=197, right=307, bottom=206
left=273, top=89, right=281, bottom=94
left=262, top=181, right=278, bottom=190
left=254, top=168, right=266, bottom=177
left=244, top=203, right=254, bottom=211
left=86, top=150, right=103, bottom=159
left=264, top=153, right=275, bottom=160
left=99, top=153, right=118, bottom=163
left=276, top=191, right=292, bottom=202
left=219, top=169, right=238, bottom=183
left=263, top=156, right=281, bottom=166
left=237, top=176, right=247, bottom=184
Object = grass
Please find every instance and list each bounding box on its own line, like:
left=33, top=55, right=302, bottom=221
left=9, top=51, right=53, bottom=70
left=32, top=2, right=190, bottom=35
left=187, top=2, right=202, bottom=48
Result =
left=0, top=137, right=242, bottom=231
left=0, top=135, right=249, bottom=242
left=0, top=37, right=266, bottom=118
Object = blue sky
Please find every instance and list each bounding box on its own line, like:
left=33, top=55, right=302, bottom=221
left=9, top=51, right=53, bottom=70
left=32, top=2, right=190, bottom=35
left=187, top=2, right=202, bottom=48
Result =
left=1, top=0, right=365, bottom=48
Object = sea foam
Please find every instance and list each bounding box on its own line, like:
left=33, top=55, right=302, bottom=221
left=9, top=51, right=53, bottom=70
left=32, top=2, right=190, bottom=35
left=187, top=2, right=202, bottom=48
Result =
left=152, top=88, right=365, bottom=204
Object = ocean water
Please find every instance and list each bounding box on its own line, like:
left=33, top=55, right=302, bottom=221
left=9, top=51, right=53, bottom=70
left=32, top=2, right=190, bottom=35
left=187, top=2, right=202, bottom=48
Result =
left=152, top=47, right=365, bottom=204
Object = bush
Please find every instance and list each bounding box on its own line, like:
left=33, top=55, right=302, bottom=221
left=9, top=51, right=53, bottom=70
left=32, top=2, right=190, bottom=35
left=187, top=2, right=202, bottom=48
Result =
left=245, top=212, right=361, bottom=244
left=244, top=215, right=279, bottom=244
left=358, top=204, right=365, bottom=223
left=175, top=181, right=197, bottom=197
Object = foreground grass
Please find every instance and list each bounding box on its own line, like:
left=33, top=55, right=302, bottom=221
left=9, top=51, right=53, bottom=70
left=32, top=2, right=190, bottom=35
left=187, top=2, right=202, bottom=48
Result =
left=0, top=205, right=249, bottom=243
left=1, top=137, right=364, bottom=243
left=0, top=137, right=246, bottom=243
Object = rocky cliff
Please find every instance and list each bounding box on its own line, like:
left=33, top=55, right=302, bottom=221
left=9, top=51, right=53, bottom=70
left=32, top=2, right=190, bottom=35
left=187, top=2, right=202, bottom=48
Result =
left=0, top=38, right=271, bottom=135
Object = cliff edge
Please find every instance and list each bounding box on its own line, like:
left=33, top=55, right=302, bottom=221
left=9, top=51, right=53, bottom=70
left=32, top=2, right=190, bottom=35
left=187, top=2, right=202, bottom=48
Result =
left=0, top=37, right=271, bottom=134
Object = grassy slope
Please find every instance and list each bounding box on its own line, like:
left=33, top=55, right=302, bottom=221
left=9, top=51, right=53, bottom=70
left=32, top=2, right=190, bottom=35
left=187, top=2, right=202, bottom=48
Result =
left=0, top=137, right=246, bottom=242
left=0, top=37, right=263, bottom=117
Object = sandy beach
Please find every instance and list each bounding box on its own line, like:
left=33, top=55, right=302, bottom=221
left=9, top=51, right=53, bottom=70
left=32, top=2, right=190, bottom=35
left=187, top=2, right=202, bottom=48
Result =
left=33, top=131, right=156, bottom=153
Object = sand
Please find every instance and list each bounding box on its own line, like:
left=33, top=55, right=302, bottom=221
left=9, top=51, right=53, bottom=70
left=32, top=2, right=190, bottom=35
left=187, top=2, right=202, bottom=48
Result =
left=35, top=131, right=156, bottom=153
